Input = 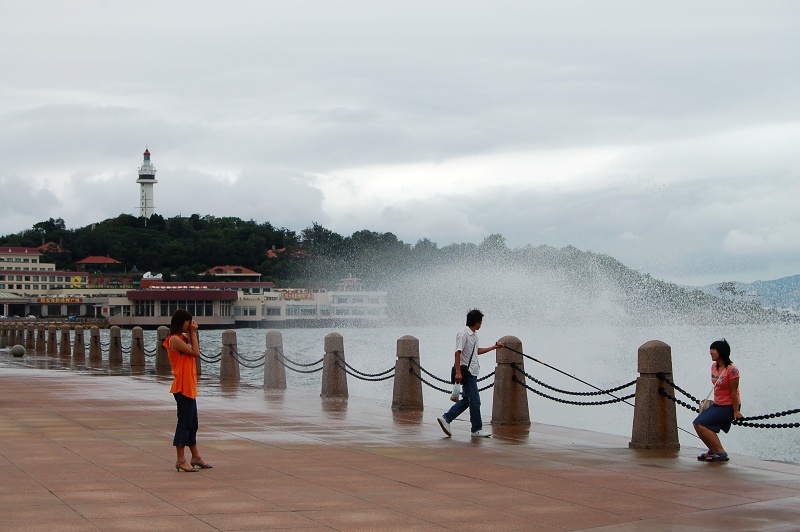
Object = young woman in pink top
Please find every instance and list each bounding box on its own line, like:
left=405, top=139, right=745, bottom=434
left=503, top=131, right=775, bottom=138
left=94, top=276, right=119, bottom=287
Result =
left=693, top=339, right=743, bottom=462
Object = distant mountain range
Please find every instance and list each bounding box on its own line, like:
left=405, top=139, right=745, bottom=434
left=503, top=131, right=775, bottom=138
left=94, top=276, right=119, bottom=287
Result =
left=687, top=275, right=800, bottom=314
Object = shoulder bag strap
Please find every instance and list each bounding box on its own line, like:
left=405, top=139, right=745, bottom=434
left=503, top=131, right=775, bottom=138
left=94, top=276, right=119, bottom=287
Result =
left=465, top=340, right=477, bottom=367
left=703, top=368, right=728, bottom=402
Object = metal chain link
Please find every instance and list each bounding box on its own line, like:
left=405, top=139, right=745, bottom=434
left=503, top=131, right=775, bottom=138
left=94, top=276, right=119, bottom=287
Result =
left=513, top=376, right=635, bottom=406
left=408, top=368, right=451, bottom=394
left=333, top=353, right=394, bottom=378
left=334, top=361, right=395, bottom=381
left=658, top=387, right=800, bottom=429
left=512, top=363, right=635, bottom=396
left=275, top=355, right=324, bottom=373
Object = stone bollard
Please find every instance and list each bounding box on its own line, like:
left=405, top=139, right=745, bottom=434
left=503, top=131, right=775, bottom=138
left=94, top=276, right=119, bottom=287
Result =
left=59, top=325, right=71, bottom=358
left=26, top=324, right=35, bottom=350
left=629, top=340, right=680, bottom=450
left=391, top=335, right=423, bottom=411
left=130, top=327, right=145, bottom=367
left=491, top=336, right=531, bottom=426
left=9, top=324, right=17, bottom=347
left=263, top=330, right=287, bottom=389
left=47, top=326, right=58, bottom=356
left=89, top=327, right=102, bottom=362
left=73, top=326, right=85, bottom=361
left=155, top=327, right=170, bottom=373
left=108, top=326, right=122, bottom=365
left=35, top=324, right=46, bottom=353
left=321, top=332, right=348, bottom=398
left=0, top=325, right=6, bottom=348
left=220, top=329, right=240, bottom=382
left=16, top=323, right=25, bottom=347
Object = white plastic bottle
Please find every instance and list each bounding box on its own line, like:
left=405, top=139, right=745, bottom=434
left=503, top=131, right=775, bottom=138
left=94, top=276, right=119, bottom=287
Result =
left=450, top=383, right=461, bottom=402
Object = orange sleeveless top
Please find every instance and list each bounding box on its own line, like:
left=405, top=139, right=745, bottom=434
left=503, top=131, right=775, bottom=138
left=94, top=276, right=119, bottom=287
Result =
left=165, top=333, right=197, bottom=399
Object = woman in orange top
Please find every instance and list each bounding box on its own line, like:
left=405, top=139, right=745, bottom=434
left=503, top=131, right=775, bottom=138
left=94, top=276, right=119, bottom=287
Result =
left=165, top=308, right=212, bottom=472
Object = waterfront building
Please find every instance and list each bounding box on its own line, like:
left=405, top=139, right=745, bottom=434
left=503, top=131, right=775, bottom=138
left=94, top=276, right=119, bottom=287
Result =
left=0, top=248, right=387, bottom=327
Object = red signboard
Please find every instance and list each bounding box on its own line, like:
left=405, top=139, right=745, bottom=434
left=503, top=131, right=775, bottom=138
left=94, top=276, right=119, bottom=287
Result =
left=37, top=297, right=84, bottom=303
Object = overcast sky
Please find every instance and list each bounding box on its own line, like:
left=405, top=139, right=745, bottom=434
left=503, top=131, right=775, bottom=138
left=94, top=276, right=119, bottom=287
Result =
left=1, top=1, right=798, bottom=285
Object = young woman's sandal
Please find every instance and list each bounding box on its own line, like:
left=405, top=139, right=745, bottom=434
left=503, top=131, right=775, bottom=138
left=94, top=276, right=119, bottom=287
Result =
left=697, top=450, right=712, bottom=461
left=175, top=459, right=197, bottom=472
left=190, top=457, right=213, bottom=469
left=705, top=451, right=729, bottom=462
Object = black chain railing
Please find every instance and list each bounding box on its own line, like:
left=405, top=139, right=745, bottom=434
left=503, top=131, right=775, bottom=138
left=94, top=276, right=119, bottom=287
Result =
left=656, top=374, right=800, bottom=429
left=332, top=353, right=394, bottom=378
left=276, top=354, right=324, bottom=373
left=334, top=360, right=395, bottom=381
left=513, top=363, right=635, bottom=397
left=409, top=367, right=451, bottom=394
left=511, top=362, right=636, bottom=406
left=199, top=349, right=222, bottom=364
left=227, top=346, right=265, bottom=369
left=512, top=375, right=635, bottom=406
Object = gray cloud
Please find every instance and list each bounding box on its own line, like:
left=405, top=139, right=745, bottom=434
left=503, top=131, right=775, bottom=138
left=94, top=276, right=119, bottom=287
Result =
left=1, top=1, right=799, bottom=285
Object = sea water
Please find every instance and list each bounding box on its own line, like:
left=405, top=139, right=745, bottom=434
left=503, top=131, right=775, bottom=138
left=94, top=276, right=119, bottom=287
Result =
left=108, top=323, right=799, bottom=463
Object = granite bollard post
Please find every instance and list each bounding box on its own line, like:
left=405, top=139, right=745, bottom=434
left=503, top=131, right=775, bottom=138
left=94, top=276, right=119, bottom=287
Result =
left=26, top=324, right=35, bottom=350
left=156, top=325, right=172, bottom=375
left=59, top=325, right=71, bottom=358
left=492, top=335, right=531, bottom=427
left=73, top=326, right=85, bottom=361
left=629, top=340, right=680, bottom=450
left=155, top=326, right=170, bottom=373
left=220, top=329, right=240, bottom=382
left=130, top=327, right=145, bottom=367
left=109, top=326, right=122, bottom=365
left=321, top=332, right=348, bottom=398
left=16, top=323, right=25, bottom=347
left=89, top=327, right=102, bottom=363
left=0, top=325, right=6, bottom=348
left=35, top=324, right=46, bottom=353
left=264, top=330, right=287, bottom=389
left=391, top=335, right=423, bottom=411
left=47, top=326, right=57, bottom=356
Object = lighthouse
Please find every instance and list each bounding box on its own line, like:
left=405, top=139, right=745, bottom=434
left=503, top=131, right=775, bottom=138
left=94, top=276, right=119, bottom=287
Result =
left=136, top=148, right=158, bottom=218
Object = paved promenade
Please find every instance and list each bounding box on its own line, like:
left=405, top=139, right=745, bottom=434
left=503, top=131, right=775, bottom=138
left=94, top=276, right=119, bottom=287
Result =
left=1, top=359, right=799, bottom=531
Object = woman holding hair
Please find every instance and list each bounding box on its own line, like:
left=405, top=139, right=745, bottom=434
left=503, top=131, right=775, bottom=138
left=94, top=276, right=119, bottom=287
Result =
left=165, top=308, right=212, bottom=472
left=693, top=339, right=743, bottom=462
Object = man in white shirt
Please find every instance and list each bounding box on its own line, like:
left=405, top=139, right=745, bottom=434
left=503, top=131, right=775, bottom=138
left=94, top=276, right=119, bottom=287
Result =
left=437, top=309, right=503, bottom=438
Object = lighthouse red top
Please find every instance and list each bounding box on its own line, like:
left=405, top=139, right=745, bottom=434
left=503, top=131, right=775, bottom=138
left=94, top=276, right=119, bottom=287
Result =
left=144, top=149, right=150, bottom=155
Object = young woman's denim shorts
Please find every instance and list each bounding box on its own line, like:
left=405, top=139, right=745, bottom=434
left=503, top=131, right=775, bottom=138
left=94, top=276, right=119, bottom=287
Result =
left=693, top=403, right=736, bottom=434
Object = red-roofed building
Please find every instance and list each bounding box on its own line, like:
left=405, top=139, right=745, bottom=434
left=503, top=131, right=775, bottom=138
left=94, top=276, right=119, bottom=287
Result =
left=38, top=242, right=69, bottom=254
left=75, top=256, right=122, bottom=271
left=201, top=265, right=261, bottom=282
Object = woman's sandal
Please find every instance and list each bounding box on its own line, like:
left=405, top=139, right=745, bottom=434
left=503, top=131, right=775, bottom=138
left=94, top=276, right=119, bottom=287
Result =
left=705, top=451, right=729, bottom=462
left=697, top=451, right=712, bottom=461
left=190, top=457, right=213, bottom=469
left=175, top=459, right=197, bottom=472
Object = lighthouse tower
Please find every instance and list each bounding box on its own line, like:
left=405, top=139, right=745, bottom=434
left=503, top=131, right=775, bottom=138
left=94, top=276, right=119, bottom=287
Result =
left=136, top=148, right=158, bottom=218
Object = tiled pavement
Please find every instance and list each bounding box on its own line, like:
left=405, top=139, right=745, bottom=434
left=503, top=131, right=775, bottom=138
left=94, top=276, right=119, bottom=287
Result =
left=1, top=361, right=799, bottom=531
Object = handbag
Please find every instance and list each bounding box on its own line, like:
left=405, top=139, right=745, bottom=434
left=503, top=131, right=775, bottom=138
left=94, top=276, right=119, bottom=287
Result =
left=450, top=342, right=477, bottom=384
left=698, top=368, right=727, bottom=413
